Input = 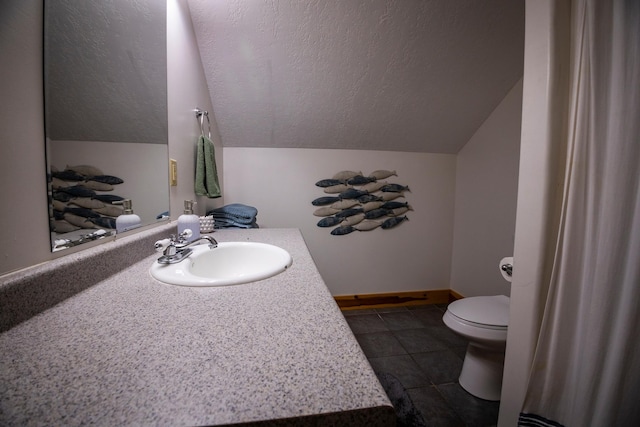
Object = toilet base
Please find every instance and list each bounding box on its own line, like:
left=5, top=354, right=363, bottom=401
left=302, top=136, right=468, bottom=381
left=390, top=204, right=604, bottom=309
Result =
left=458, top=343, right=505, bottom=401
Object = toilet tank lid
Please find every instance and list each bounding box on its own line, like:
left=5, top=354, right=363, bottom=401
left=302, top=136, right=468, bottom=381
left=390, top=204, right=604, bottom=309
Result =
left=448, top=295, right=509, bottom=327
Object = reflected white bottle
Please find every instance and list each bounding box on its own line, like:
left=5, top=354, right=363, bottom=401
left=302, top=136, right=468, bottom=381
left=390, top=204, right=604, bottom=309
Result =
left=177, top=200, right=200, bottom=242
left=114, top=199, right=141, bottom=233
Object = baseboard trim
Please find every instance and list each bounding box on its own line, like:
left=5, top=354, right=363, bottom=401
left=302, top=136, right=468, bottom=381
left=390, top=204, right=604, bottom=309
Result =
left=335, top=289, right=462, bottom=310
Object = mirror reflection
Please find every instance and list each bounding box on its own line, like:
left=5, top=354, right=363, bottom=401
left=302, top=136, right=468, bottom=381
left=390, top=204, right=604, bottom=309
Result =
left=44, top=0, right=169, bottom=252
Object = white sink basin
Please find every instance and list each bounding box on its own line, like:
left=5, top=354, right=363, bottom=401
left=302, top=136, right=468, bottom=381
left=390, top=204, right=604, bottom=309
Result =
left=150, top=242, right=293, bottom=287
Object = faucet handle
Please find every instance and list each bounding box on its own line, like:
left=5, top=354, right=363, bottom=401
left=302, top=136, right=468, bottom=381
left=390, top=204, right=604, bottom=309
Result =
left=154, top=238, right=171, bottom=253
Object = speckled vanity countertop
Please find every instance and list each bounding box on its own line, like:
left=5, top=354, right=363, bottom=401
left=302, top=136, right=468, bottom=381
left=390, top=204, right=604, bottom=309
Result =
left=0, top=228, right=393, bottom=426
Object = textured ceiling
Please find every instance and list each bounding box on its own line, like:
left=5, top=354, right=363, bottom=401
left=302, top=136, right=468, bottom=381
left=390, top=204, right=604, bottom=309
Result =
left=188, top=0, right=524, bottom=153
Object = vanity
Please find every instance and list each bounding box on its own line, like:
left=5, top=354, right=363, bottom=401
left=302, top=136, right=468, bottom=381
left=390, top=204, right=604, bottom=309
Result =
left=0, top=226, right=394, bottom=426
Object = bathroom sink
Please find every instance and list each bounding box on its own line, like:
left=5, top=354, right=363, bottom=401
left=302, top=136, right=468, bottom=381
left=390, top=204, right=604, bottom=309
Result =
left=150, top=242, right=293, bottom=287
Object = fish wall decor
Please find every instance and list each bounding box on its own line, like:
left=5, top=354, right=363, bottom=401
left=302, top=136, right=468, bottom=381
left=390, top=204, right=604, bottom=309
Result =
left=312, top=170, right=412, bottom=235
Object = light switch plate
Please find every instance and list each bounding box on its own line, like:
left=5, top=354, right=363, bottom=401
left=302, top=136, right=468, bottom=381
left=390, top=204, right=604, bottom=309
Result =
left=169, top=159, right=177, bottom=186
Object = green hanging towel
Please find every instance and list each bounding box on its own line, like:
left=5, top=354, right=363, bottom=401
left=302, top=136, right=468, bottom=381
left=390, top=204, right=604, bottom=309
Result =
left=195, top=135, right=221, bottom=198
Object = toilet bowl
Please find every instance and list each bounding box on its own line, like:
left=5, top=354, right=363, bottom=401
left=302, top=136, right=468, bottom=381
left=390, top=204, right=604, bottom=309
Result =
left=443, top=295, right=509, bottom=401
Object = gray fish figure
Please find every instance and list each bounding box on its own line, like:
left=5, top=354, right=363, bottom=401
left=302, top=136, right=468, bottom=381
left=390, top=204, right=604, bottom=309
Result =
left=93, top=194, right=125, bottom=203
left=332, top=170, right=362, bottom=181
left=357, top=194, right=383, bottom=203
left=90, top=216, right=117, bottom=229
left=381, top=215, right=409, bottom=229
left=324, top=184, right=349, bottom=194
left=94, top=205, right=124, bottom=217
left=52, top=170, right=85, bottom=181
left=317, top=216, right=343, bottom=227
left=61, top=185, right=96, bottom=198
left=52, top=191, right=73, bottom=202
left=70, top=197, right=105, bottom=209
left=90, top=175, right=124, bottom=185
left=342, top=213, right=366, bottom=226
left=331, top=199, right=360, bottom=210
left=51, top=177, right=70, bottom=189
left=65, top=164, right=104, bottom=177
left=331, top=225, right=356, bottom=235
left=381, top=201, right=410, bottom=210
left=63, top=213, right=96, bottom=229
left=64, top=207, right=100, bottom=218
left=362, top=201, right=384, bottom=212
left=380, top=183, right=410, bottom=193
left=368, top=170, right=397, bottom=180
left=312, top=196, right=341, bottom=206
left=52, top=220, right=80, bottom=233
left=360, top=180, right=387, bottom=193
left=335, top=208, right=364, bottom=218
left=314, top=207, right=341, bottom=217
left=315, top=178, right=345, bottom=188
left=389, top=207, right=412, bottom=216
left=378, top=192, right=404, bottom=201
left=353, top=220, right=383, bottom=231
left=364, top=208, right=390, bottom=219
left=83, top=180, right=114, bottom=191
left=52, top=199, right=68, bottom=211
left=347, top=175, right=377, bottom=186
left=339, top=188, right=368, bottom=200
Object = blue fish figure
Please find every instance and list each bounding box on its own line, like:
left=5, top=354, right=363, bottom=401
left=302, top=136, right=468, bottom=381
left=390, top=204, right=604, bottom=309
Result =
left=64, top=207, right=101, bottom=218
left=90, top=216, right=116, bottom=229
left=330, top=225, right=356, bottom=235
left=339, top=188, right=369, bottom=200
left=357, top=194, right=383, bottom=203
left=52, top=191, right=73, bottom=202
left=93, top=194, right=125, bottom=203
left=381, top=201, right=410, bottom=210
left=381, top=184, right=410, bottom=193
left=312, top=196, right=342, bottom=206
left=315, top=178, right=345, bottom=187
left=52, top=170, right=85, bottom=181
left=317, top=216, right=343, bottom=227
left=335, top=208, right=364, bottom=218
left=90, top=175, right=124, bottom=185
left=364, top=208, right=390, bottom=219
left=347, top=175, right=377, bottom=186
left=60, top=185, right=96, bottom=198
left=381, top=215, right=409, bottom=229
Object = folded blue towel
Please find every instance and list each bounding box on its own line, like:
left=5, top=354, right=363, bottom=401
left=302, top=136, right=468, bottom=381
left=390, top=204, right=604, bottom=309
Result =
left=208, top=203, right=259, bottom=228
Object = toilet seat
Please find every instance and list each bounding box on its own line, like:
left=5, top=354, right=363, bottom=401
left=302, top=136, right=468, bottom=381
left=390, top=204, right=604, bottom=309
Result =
left=447, top=295, right=509, bottom=328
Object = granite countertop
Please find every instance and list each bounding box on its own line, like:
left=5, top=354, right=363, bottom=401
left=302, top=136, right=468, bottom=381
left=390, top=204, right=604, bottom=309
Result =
left=0, top=228, right=393, bottom=426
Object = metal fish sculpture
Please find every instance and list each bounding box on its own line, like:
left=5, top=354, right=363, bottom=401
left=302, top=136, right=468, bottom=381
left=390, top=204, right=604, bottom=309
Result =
left=51, top=177, right=70, bottom=189
left=380, top=183, right=410, bottom=193
left=353, top=220, right=383, bottom=231
left=312, top=196, right=341, bottom=206
left=90, top=175, right=124, bottom=185
left=52, top=191, right=73, bottom=202
left=70, top=197, right=105, bottom=209
left=342, top=213, right=366, bottom=226
left=339, top=188, right=368, bottom=200
left=357, top=194, right=383, bottom=203
left=63, top=213, right=96, bottom=228
left=52, top=200, right=68, bottom=211
left=330, top=225, right=356, bottom=235
left=364, top=208, right=390, bottom=219
left=323, top=184, right=350, bottom=194
left=93, top=194, right=125, bottom=203
left=315, top=178, right=345, bottom=188
left=368, top=170, right=397, bottom=180
left=360, top=180, right=387, bottom=193
left=347, top=175, right=377, bottom=186
left=332, top=170, right=362, bottom=181
left=94, top=205, right=124, bottom=217
left=66, top=164, right=104, bottom=177
left=314, top=207, right=341, bottom=217
left=362, top=201, right=384, bottom=212
left=331, top=199, right=360, bottom=210
left=335, top=208, right=364, bottom=218
left=389, top=207, right=412, bottom=216
left=52, top=170, right=85, bottom=181
left=381, top=201, right=410, bottom=210
left=381, top=215, right=409, bottom=229
left=64, top=207, right=100, bottom=218
left=83, top=180, right=114, bottom=191
left=90, top=216, right=117, bottom=229
left=378, top=192, right=404, bottom=201
left=60, top=185, right=96, bottom=198
left=317, top=216, right=343, bottom=227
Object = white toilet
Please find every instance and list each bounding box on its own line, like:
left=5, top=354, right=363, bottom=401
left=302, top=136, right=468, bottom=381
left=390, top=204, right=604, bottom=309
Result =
left=443, top=295, right=509, bottom=401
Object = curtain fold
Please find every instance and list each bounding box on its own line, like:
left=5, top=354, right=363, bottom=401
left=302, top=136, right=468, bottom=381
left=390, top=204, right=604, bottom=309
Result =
left=519, top=0, right=640, bottom=425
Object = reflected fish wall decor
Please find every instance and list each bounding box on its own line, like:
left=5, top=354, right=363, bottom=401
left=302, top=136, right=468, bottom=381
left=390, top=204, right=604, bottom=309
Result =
left=312, top=170, right=412, bottom=236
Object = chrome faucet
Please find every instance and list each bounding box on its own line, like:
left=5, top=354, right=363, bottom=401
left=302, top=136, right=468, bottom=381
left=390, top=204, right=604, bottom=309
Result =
left=155, top=230, right=218, bottom=264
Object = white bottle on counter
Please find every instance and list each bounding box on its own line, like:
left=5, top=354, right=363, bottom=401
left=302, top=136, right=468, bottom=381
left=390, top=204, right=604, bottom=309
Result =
left=177, top=200, right=200, bottom=242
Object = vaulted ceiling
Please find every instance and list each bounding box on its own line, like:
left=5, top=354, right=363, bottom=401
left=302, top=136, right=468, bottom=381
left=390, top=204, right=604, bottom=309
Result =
left=188, top=0, right=524, bottom=154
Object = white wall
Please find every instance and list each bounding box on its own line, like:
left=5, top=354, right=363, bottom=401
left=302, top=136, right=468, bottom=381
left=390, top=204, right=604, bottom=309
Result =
left=450, top=79, right=522, bottom=297
left=167, top=0, right=224, bottom=218
left=223, top=148, right=457, bottom=295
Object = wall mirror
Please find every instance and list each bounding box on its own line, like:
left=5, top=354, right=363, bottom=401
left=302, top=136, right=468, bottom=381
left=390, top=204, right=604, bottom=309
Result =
left=44, top=0, right=169, bottom=252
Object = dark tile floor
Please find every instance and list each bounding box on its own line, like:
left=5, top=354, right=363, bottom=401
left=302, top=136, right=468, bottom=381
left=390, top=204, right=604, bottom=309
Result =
left=342, top=304, right=500, bottom=427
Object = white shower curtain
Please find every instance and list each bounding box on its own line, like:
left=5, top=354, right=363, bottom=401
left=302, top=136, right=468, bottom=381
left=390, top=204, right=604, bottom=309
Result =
left=518, top=0, right=640, bottom=426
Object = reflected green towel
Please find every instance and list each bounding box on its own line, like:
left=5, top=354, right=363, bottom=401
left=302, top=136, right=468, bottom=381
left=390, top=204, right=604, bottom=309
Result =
left=195, top=135, right=221, bottom=198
